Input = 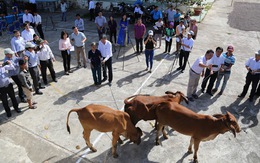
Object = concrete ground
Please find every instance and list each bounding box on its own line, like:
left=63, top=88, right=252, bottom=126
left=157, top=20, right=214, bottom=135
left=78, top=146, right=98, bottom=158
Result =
left=0, top=0, right=260, bottom=162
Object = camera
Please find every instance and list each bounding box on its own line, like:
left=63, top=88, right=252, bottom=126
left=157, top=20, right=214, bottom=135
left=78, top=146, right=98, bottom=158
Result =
left=2, top=61, right=10, bottom=66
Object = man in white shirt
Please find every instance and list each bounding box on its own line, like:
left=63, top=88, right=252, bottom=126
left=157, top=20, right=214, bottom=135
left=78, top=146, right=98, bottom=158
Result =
left=11, top=30, right=25, bottom=57
left=21, top=22, right=36, bottom=43
left=75, top=14, right=84, bottom=33
left=201, top=47, right=224, bottom=96
left=23, top=9, right=34, bottom=27
left=88, top=0, right=95, bottom=21
left=177, top=31, right=194, bottom=73
left=238, top=50, right=260, bottom=102
left=98, top=34, right=113, bottom=85
left=34, top=12, right=44, bottom=39
left=60, top=0, right=67, bottom=21
left=175, top=20, right=185, bottom=53
left=187, top=49, right=214, bottom=102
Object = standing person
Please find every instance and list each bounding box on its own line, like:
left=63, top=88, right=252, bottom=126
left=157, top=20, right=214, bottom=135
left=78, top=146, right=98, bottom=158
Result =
left=201, top=47, right=224, bottom=96
left=60, top=0, right=68, bottom=22
left=108, top=16, right=117, bottom=44
left=36, top=39, right=57, bottom=85
left=95, top=2, right=102, bottom=17
left=75, top=14, right=85, bottom=33
left=154, top=18, right=163, bottom=48
left=144, top=30, right=156, bottom=73
left=34, top=12, right=44, bottom=39
left=0, top=55, right=21, bottom=118
left=59, top=30, right=72, bottom=75
left=238, top=50, right=260, bottom=102
left=95, top=11, right=107, bottom=40
left=173, top=9, right=181, bottom=30
left=88, top=42, right=102, bottom=86
left=88, top=0, right=95, bottom=21
left=98, top=34, right=113, bottom=85
left=189, top=19, right=198, bottom=40
left=186, top=49, right=214, bottom=102
left=150, top=6, right=162, bottom=24
left=4, top=48, right=26, bottom=102
left=117, top=14, right=129, bottom=46
left=212, top=45, right=236, bottom=95
left=164, top=22, right=175, bottom=54
left=24, top=42, right=44, bottom=95
left=29, top=0, right=37, bottom=13
left=22, top=9, right=34, bottom=27
left=70, top=26, right=87, bottom=68
left=11, top=30, right=26, bottom=57
left=134, top=18, right=146, bottom=54
left=177, top=31, right=194, bottom=73
left=175, top=20, right=185, bottom=53
left=166, top=5, right=176, bottom=24
left=134, top=4, right=143, bottom=21
left=18, top=59, right=37, bottom=109
left=21, top=22, right=36, bottom=43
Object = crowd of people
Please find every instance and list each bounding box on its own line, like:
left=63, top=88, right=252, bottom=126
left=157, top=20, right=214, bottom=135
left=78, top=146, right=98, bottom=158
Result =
left=1, top=1, right=260, bottom=119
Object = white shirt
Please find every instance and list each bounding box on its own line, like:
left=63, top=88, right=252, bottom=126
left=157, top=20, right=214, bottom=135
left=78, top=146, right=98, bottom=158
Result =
left=134, top=7, right=143, bottom=15
left=11, top=36, right=25, bottom=53
left=37, top=44, right=55, bottom=61
left=181, top=37, right=194, bottom=51
left=89, top=0, right=95, bottom=10
left=59, top=38, right=72, bottom=51
left=21, top=28, right=35, bottom=42
left=34, top=14, right=42, bottom=25
left=176, top=24, right=185, bottom=35
left=245, top=57, right=260, bottom=71
left=60, top=3, right=67, bottom=12
left=208, top=53, right=225, bottom=71
left=23, top=13, right=34, bottom=23
left=75, top=18, right=84, bottom=31
left=98, top=40, right=113, bottom=62
left=191, top=55, right=207, bottom=74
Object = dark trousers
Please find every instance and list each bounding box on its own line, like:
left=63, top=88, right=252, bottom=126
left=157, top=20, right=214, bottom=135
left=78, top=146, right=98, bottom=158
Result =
left=89, top=9, right=95, bottom=21
left=241, top=72, right=260, bottom=99
left=0, top=83, right=19, bottom=114
left=11, top=75, right=25, bottom=100
left=91, top=65, right=102, bottom=85
left=29, top=66, right=41, bottom=91
left=174, top=21, right=179, bottom=30
left=102, top=57, right=113, bottom=82
left=61, top=50, right=71, bottom=72
left=135, top=38, right=143, bottom=53
left=145, top=49, right=154, bottom=69
left=179, top=49, right=190, bottom=70
left=110, top=30, right=117, bottom=44
left=165, top=39, right=172, bottom=52
left=36, top=24, right=44, bottom=40
left=40, top=59, right=56, bottom=84
left=97, top=28, right=106, bottom=40
left=201, top=68, right=219, bottom=93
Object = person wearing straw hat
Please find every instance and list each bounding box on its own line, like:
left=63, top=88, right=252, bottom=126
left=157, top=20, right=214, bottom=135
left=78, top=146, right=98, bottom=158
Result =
left=238, top=50, right=260, bottom=102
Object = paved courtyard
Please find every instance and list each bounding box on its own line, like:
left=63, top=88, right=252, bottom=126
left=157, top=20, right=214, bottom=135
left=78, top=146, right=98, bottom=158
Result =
left=0, top=0, right=260, bottom=162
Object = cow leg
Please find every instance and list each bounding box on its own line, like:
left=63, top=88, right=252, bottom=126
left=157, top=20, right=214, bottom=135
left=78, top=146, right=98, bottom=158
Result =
left=82, top=130, right=97, bottom=152
left=162, top=126, right=168, bottom=139
left=112, top=131, right=119, bottom=158
left=188, top=137, right=194, bottom=153
left=193, top=139, right=201, bottom=163
left=155, top=123, right=164, bottom=145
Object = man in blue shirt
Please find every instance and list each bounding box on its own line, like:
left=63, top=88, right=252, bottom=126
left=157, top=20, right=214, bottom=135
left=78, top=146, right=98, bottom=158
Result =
left=150, top=6, right=162, bottom=24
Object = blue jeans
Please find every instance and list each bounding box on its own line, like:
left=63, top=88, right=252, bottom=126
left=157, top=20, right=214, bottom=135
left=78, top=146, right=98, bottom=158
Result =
left=91, top=65, right=101, bottom=85
left=62, top=12, right=66, bottom=21
left=214, top=71, right=231, bottom=92
left=145, top=49, right=154, bottom=70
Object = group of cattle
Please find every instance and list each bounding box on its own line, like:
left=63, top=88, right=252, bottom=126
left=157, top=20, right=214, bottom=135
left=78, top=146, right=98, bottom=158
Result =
left=66, top=91, right=241, bottom=162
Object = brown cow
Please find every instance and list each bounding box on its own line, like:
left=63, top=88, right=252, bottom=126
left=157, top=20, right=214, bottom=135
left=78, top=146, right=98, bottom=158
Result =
left=66, top=104, right=142, bottom=158
left=124, top=91, right=188, bottom=126
left=155, top=102, right=241, bottom=162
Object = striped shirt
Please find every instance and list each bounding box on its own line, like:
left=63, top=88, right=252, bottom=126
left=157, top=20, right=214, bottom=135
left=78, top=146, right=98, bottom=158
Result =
left=222, top=52, right=235, bottom=71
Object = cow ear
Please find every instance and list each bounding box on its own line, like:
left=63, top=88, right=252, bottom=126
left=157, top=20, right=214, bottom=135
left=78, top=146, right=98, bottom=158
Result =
left=181, top=94, right=189, bottom=104
left=226, top=111, right=235, bottom=122
left=165, top=91, right=175, bottom=95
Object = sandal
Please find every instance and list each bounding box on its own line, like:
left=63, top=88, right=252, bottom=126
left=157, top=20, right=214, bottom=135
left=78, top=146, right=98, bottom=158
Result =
left=29, top=106, right=37, bottom=109
left=32, top=102, right=37, bottom=105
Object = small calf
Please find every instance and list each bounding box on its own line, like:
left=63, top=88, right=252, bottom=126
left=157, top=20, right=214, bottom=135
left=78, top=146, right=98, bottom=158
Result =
left=66, top=104, right=142, bottom=158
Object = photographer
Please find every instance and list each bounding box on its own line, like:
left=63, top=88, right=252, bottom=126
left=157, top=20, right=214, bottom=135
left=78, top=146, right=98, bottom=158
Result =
left=144, top=30, right=156, bottom=73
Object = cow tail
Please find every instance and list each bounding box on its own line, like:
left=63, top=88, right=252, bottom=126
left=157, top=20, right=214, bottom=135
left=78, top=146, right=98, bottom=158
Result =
left=66, top=108, right=80, bottom=134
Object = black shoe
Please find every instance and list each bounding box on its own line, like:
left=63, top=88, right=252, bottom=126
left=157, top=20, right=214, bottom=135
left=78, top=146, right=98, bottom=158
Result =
left=39, top=86, right=45, bottom=89
left=163, top=51, right=167, bottom=53
left=238, top=94, right=245, bottom=98
left=36, top=90, right=43, bottom=95
left=44, top=81, right=48, bottom=85
left=108, top=82, right=112, bottom=86
left=177, top=67, right=182, bottom=70
left=68, top=70, right=73, bottom=73
left=15, top=108, right=22, bottom=113
left=180, top=69, right=184, bottom=73
left=7, top=112, right=12, bottom=118
left=218, top=91, right=223, bottom=95
left=207, top=92, right=213, bottom=96
left=192, top=94, right=198, bottom=99
left=101, top=78, right=107, bottom=82
left=212, top=88, right=218, bottom=92
left=201, top=89, right=205, bottom=93
left=53, top=79, right=57, bottom=82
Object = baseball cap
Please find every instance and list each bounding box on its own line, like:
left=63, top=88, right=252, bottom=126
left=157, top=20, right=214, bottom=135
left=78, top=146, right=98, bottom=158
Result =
left=187, top=31, right=194, bottom=36
left=4, top=48, right=15, bottom=55
left=35, top=38, right=45, bottom=45
left=25, top=42, right=36, bottom=48
left=255, top=50, right=260, bottom=55
left=227, top=45, right=234, bottom=52
left=148, top=30, right=153, bottom=36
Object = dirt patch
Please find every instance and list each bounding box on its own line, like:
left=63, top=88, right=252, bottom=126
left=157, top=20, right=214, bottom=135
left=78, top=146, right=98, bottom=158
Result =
left=228, top=2, right=260, bottom=31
